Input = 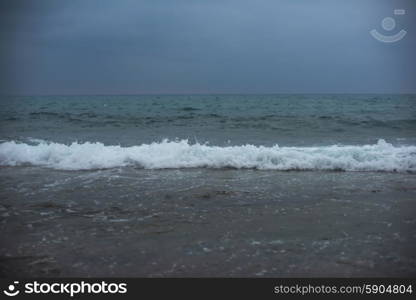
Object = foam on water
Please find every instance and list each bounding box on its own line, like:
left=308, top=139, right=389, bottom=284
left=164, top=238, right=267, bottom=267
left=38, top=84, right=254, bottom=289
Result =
left=0, top=139, right=415, bottom=172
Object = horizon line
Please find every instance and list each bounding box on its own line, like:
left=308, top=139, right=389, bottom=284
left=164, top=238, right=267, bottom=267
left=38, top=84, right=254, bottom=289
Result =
left=1, top=92, right=416, bottom=97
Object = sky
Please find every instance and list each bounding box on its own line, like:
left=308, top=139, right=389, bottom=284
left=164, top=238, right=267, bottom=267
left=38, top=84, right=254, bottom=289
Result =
left=0, top=0, right=415, bottom=95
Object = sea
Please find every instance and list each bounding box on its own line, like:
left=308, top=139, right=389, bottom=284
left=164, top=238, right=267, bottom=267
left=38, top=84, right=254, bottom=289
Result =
left=0, top=94, right=415, bottom=171
left=0, top=94, right=415, bottom=276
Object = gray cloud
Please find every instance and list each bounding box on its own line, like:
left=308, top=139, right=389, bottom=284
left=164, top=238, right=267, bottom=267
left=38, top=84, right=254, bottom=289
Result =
left=0, top=0, right=415, bottom=94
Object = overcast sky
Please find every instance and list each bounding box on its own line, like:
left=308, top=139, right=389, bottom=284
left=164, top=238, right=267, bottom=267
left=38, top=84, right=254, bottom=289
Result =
left=0, top=0, right=415, bottom=95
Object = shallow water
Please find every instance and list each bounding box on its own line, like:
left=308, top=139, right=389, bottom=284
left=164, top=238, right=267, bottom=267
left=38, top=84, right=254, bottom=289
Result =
left=1, top=167, right=415, bottom=276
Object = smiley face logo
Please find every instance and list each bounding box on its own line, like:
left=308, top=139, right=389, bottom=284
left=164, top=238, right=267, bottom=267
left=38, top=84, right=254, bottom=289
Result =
left=370, top=9, right=407, bottom=43
left=3, top=281, right=20, bottom=297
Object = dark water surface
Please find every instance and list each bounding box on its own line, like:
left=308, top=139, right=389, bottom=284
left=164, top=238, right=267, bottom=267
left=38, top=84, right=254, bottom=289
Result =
left=0, top=94, right=415, bottom=276
left=1, top=167, right=415, bottom=276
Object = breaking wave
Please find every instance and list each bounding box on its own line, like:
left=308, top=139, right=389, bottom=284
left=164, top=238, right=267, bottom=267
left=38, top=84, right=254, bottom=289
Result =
left=0, top=139, right=415, bottom=172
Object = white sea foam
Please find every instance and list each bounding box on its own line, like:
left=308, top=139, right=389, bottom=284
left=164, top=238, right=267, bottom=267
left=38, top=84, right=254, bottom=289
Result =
left=0, top=139, right=415, bottom=172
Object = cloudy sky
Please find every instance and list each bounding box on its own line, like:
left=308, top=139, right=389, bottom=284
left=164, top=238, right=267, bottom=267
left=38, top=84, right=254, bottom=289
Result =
left=0, top=0, right=415, bottom=95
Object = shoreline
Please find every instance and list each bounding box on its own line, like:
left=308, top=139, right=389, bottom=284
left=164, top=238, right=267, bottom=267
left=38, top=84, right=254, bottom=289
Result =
left=1, top=168, right=415, bottom=277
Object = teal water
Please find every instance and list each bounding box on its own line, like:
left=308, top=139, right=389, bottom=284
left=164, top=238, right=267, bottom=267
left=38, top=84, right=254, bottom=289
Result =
left=1, top=94, right=415, bottom=146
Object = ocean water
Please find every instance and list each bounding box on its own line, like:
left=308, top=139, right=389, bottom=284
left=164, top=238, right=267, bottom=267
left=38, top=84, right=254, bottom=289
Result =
left=1, top=94, right=416, bottom=276
left=0, top=94, right=415, bottom=171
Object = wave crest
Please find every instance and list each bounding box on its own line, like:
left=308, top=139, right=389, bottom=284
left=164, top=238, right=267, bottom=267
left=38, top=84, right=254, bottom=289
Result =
left=0, top=139, right=415, bottom=172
